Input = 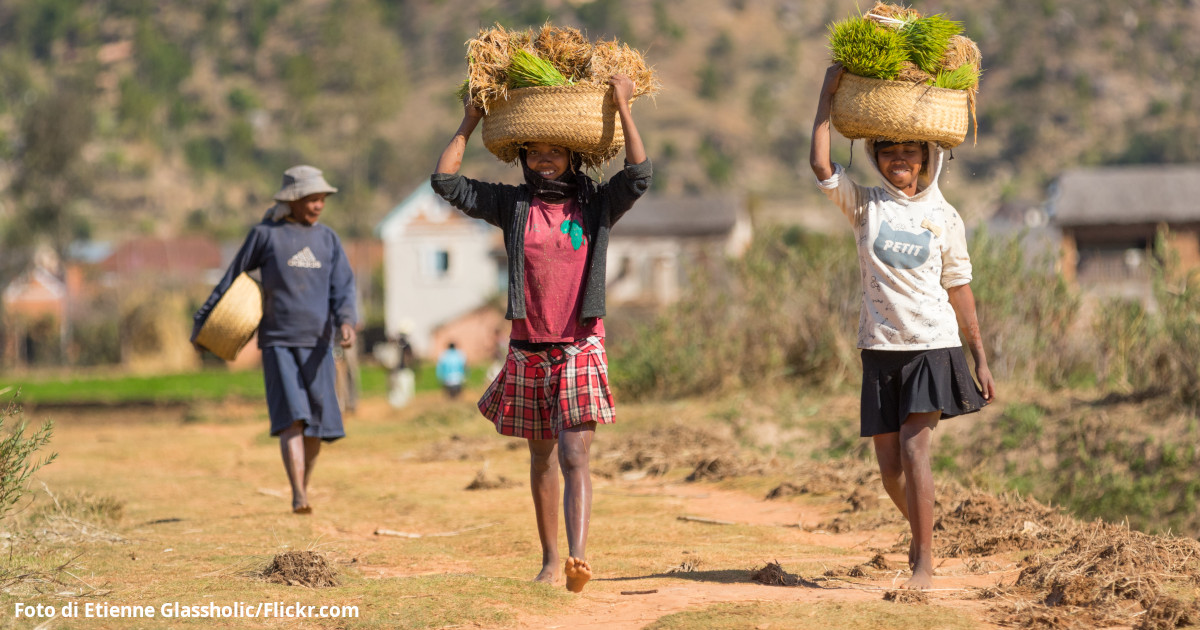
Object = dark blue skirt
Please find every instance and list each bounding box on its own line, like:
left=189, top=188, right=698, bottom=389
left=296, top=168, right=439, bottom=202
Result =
left=262, top=345, right=345, bottom=441
left=859, top=346, right=986, bottom=437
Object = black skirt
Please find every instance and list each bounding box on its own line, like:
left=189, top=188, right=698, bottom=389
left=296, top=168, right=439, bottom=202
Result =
left=859, top=346, right=987, bottom=437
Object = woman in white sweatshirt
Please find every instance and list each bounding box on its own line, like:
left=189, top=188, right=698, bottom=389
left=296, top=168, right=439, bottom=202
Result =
left=809, top=63, right=997, bottom=590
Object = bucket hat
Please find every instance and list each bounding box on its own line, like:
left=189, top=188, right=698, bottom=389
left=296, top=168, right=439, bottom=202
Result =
left=273, top=165, right=338, bottom=202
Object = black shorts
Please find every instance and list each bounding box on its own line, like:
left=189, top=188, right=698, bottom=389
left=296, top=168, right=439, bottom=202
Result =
left=859, top=346, right=987, bottom=437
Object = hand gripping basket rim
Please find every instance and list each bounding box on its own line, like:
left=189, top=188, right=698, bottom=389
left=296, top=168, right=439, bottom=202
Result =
left=482, top=84, right=625, bottom=167
left=194, top=272, right=262, bottom=361
left=830, top=72, right=969, bottom=149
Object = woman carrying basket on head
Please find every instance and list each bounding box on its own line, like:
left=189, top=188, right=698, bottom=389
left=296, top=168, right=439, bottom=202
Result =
left=809, top=63, right=996, bottom=589
left=432, top=74, right=649, bottom=593
left=192, top=165, right=357, bottom=515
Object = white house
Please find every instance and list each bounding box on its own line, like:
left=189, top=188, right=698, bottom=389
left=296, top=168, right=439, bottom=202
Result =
left=376, top=182, right=504, bottom=358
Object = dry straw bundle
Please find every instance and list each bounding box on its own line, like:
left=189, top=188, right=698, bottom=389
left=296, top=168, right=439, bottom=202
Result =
left=461, top=23, right=659, bottom=168
left=828, top=2, right=982, bottom=147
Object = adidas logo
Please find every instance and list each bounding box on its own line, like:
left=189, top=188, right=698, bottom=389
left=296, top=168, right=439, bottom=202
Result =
left=287, top=247, right=322, bottom=269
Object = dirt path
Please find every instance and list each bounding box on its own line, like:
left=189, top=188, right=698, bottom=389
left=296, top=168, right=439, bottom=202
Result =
left=514, top=481, right=1016, bottom=629
left=16, top=394, right=1164, bottom=630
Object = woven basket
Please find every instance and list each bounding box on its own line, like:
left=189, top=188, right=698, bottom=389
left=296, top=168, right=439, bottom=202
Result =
left=831, top=73, right=969, bottom=148
left=482, top=85, right=624, bottom=167
left=194, top=272, right=262, bottom=361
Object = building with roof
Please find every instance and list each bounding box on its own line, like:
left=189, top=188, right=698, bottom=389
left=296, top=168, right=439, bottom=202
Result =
left=607, top=195, right=751, bottom=305
left=376, top=182, right=503, bottom=360
left=1049, top=165, right=1200, bottom=299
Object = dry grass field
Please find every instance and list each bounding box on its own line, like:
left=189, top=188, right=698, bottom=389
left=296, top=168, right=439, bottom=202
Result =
left=1, top=386, right=1195, bottom=629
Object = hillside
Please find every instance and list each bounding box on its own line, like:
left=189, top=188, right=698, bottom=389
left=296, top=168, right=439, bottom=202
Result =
left=1, top=0, right=1198, bottom=253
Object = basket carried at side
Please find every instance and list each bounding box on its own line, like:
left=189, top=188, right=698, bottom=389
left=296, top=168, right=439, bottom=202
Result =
left=194, top=272, right=262, bottom=361
left=831, top=73, right=968, bottom=148
left=482, top=85, right=624, bottom=165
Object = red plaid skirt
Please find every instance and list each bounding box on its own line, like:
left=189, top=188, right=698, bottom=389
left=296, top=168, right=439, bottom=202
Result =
left=478, top=336, right=615, bottom=439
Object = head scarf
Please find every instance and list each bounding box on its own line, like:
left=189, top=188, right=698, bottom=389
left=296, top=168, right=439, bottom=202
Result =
left=520, top=147, right=584, bottom=203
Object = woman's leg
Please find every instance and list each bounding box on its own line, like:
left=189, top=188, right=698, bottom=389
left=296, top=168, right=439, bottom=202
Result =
left=872, top=433, right=908, bottom=519
left=303, top=436, right=321, bottom=492
left=528, top=438, right=560, bottom=583
left=899, top=411, right=941, bottom=589
left=872, top=432, right=913, bottom=567
left=559, top=421, right=596, bottom=592
left=279, top=420, right=311, bottom=512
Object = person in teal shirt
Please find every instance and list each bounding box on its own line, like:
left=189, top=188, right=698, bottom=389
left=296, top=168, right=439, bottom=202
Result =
left=436, top=342, right=467, bottom=399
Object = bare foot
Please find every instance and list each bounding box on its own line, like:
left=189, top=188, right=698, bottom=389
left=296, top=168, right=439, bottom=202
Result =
left=533, top=560, right=558, bottom=584
left=901, top=563, right=934, bottom=590
left=293, top=504, right=312, bottom=515
left=564, top=557, right=592, bottom=593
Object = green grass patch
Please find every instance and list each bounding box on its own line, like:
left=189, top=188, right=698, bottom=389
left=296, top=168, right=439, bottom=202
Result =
left=4, top=365, right=489, bottom=405
left=998, top=402, right=1045, bottom=449
left=933, top=63, right=980, bottom=90
left=507, top=49, right=568, bottom=88
left=902, top=15, right=962, bottom=74
left=828, top=17, right=907, bottom=80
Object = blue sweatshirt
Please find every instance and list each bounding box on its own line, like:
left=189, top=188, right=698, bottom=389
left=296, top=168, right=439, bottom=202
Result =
left=193, top=218, right=356, bottom=348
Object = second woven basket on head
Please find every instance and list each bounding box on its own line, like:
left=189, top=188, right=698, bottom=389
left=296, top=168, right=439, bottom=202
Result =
left=194, top=272, right=262, bottom=362
left=482, top=84, right=624, bottom=169
left=831, top=72, right=969, bottom=148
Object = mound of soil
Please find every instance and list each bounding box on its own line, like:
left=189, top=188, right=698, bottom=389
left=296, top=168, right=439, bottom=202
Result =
left=593, top=423, right=743, bottom=479
left=262, top=551, right=339, bottom=588
left=750, top=561, right=819, bottom=588
left=883, top=590, right=928, bottom=604
left=417, top=434, right=495, bottom=462
left=465, top=468, right=516, bottom=491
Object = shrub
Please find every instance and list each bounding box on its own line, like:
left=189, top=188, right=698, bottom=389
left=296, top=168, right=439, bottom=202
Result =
left=609, top=227, right=859, bottom=401
left=0, top=399, right=57, bottom=521
left=966, top=227, right=1084, bottom=387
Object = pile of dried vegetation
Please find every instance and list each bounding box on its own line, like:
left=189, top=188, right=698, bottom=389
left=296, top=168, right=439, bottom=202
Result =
left=460, top=22, right=659, bottom=113
left=592, top=422, right=764, bottom=481
left=983, top=521, right=1200, bottom=629
left=262, top=551, right=339, bottom=588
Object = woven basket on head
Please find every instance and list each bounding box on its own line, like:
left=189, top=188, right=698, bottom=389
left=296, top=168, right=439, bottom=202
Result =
left=831, top=72, right=969, bottom=148
left=194, top=272, right=262, bottom=361
left=482, top=84, right=624, bottom=167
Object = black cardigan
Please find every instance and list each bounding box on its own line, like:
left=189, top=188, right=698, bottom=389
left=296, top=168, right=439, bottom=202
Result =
left=430, top=160, right=652, bottom=322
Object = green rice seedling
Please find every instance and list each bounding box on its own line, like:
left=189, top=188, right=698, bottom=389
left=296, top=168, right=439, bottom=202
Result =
left=902, top=15, right=962, bottom=74
left=933, top=63, right=980, bottom=90
left=828, top=17, right=907, bottom=80
left=455, top=78, right=470, bottom=102
left=506, top=49, right=568, bottom=89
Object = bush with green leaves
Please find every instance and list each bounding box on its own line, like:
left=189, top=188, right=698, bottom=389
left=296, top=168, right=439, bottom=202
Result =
left=609, top=227, right=860, bottom=401
left=0, top=399, right=57, bottom=521
left=966, top=228, right=1085, bottom=387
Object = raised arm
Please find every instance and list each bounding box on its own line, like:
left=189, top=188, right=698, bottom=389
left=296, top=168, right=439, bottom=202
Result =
left=609, top=74, right=646, bottom=165
left=809, top=63, right=845, bottom=181
left=947, top=283, right=996, bottom=403
left=434, top=97, right=485, bottom=174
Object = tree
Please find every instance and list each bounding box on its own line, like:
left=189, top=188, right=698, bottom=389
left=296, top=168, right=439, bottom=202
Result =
left=8, top=77, right=95, bottom=261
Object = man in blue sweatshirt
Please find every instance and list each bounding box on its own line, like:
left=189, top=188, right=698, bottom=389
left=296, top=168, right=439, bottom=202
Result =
left=193, top=165, right=356, bottom=514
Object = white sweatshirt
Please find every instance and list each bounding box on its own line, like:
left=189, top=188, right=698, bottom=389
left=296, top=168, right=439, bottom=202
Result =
left=816, top=141, right=972, bottom=350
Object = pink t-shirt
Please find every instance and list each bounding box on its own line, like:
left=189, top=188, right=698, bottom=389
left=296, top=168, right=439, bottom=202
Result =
left=510, top=197, right=604, bottom=343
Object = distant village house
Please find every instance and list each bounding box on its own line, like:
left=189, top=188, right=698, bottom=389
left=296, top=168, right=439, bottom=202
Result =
left=1051, top=165, right=1200, bottom=300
